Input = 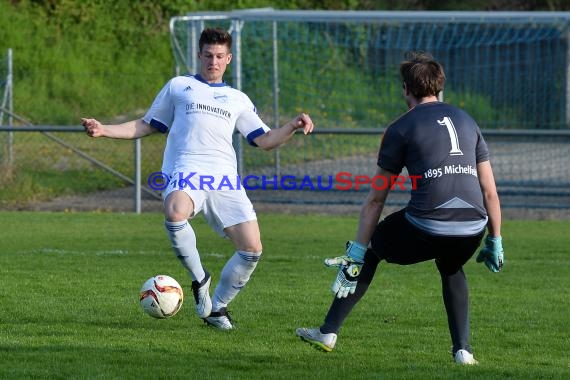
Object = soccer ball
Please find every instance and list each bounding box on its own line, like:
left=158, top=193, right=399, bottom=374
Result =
left=139, top=275, right=184, bottom=319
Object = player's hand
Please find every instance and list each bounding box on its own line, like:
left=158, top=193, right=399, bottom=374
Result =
left=292, top=113, right=314, bottom=135
left=81, top=118, right=104, bottom=137
left=324, top=241, right=367, bottom=298
left=476, top=235, right=504, bottom=273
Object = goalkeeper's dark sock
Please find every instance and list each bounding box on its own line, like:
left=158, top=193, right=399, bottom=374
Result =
left=321, top=249, right=379, bottom=334
left=440, top=266, right=471, bottom=353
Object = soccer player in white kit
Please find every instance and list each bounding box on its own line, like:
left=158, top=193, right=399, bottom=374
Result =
left=82, top=28, right=314, bottom=329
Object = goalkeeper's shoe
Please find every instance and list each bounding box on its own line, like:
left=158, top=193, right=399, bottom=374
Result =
left=204, top=307, right=234, bottom=330
left=454, top=349, right=479, bottom=365
left=296, top=327, right=337, bottom=352
left=191, top=272, right=212, bottom=319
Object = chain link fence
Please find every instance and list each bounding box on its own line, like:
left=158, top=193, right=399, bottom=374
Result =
left=1, top=10, right=570, bottom=215
left=1, top=124, right=568, bottom=214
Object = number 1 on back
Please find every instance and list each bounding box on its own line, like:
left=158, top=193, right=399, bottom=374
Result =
left=438, top=116, right=463, bottom=156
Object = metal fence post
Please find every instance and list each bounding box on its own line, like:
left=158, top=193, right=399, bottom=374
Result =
left=134, top=138, right=141, bottom=213
left=231, top=20, right=244, bottom=176
left=566, top=28, right=570, bottom=127
left=272, top=21, right=281, bottom=177
left=2, top=49, right=14, bottom=165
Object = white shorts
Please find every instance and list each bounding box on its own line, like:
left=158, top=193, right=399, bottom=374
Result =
left=162, top=172, right=257, bottom=236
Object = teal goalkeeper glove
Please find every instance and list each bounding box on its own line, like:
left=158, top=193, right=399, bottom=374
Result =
left=476, top=235, right=504, bottom=273
left=324, top=241, right=367, bottom=298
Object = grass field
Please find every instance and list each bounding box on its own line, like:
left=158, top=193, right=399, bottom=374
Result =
left=0, top=211, right=568, bottom=379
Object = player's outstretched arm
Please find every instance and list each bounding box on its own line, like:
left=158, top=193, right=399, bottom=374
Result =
left=81, top=118, right=157, bottom=140
left=477, top=160, right=501, bottom=237
left=253, top=113, right=314, bottom=151
left=476, top=160, right=504, bottom=272
left=323, top=166, right=392, bottom=298
left=356, top=166, right=392, bottom=244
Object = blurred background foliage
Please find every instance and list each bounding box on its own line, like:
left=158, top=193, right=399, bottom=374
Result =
left=0, top=0, right=568, bottom=124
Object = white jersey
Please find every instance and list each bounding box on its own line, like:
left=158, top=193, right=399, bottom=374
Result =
left=143, top=75, right=270, bottom=177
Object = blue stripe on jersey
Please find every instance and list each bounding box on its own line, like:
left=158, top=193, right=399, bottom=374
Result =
left=149, top=118, right=168, bottom=133
left=246, top=128, right=267, bottom=147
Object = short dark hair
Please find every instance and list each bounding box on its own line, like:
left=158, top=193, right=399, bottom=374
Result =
left=199, top=28, right=232, bottom=52
left=400, top=51, right=445, bottom=98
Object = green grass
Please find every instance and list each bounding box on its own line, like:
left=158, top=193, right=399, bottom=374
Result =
left=0, top=212, right=568, bottom=379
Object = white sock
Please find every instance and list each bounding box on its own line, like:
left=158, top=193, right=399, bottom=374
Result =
left=164, top=220, right=206, bottom=282
left=212, top=250, right=261, bottom=311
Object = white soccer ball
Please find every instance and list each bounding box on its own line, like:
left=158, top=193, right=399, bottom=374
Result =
left=139, top=275, right=184, bottom=319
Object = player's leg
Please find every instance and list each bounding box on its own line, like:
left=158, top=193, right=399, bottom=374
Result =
left=438, top=266, right=471, bottom=355
left=163, top=189, right=211, bottom=319
left=321, top=248, right=380, bottom=333
left=322, top=209, right=429, bottom=332
left=204, top=220, right=261, bottom=329
left=296, top=248, right=380, bottom=351
left=219, top=220, right=263, bottom=309
left=435, top=232, right=484, bottom=364
left=297, top=209, right=429, bottom=351
left=438, top=266, right=480, bottom=365
left=202, top=190, right=261, bottom=329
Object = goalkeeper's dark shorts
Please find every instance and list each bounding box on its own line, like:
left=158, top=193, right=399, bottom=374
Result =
left=369, top=208, right=485, bottom=275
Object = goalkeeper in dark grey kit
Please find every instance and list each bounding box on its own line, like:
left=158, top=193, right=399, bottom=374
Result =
left=296, top=51, right=504, bottom=365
